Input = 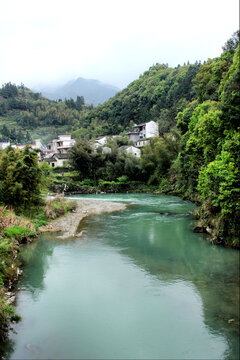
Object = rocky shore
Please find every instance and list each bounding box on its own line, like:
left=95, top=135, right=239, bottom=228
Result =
left=40, top=198, right=127, bottom=238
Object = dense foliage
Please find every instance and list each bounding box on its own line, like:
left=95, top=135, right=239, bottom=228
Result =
left=70, top=139, right=143, bottom=182
left=174, top=37, right=240, bottom=246
left=0, top=84, right=92, bottom=143
left=71, top=62, right=200, bottom=138
left=0, top=146, right=45, bottom=213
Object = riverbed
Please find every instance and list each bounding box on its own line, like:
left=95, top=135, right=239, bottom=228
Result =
left=3, top=194, right=239, bottom=359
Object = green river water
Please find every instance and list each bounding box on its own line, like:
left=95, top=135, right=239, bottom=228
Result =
left=3, top=194, right=239, bottom=359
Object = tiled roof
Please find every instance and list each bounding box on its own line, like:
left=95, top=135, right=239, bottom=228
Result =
left=44, top=157, right=56, bottom=162
left=133, top=123, right=146, bottom=127
left=54, top=153, right=70, bottom=159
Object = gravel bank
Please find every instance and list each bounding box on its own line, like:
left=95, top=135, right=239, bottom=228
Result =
left=40, top=199, right=127, bottom=238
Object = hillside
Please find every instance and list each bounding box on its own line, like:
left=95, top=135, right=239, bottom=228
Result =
left=38, top=77, right=120, bottom=106
left=0, top=84, right=93, bottom=144
left=71, top=63, right=201, bottom=138
left=69, top=32, right=240, bottom=247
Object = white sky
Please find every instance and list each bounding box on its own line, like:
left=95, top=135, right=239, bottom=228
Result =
left=0, top=0, right=238, bottom=89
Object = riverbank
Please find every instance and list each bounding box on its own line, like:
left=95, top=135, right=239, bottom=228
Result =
left=0, top=197, right=127, bottom=350
left=40, top=198, right=127, bottom=238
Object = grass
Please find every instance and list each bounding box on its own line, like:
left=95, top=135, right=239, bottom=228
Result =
left=3, top=225, right=35, bottom=242
left=45, top=196, right=77, bottom=219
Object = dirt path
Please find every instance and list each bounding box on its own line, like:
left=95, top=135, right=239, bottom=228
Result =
left=40, top=199, right=127, bottom=239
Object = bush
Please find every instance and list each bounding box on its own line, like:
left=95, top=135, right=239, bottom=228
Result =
left=117, top=175, right=128, bottom=183
left=45, top=196, right=77, bottom=219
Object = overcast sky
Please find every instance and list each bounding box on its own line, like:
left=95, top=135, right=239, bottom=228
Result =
left=0, top=0, right=238, bottom=89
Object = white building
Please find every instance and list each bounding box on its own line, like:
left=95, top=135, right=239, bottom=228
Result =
left=95, top=136, right=107, bottom=147
left=102, top=146, right=112, bottom=154
left=12, top=139, right=43, bottom=150
left=119, top=145, right=141, bottom=158
left=48, top=135, right=75, bottom=154
left=0, top=140, right=10, bottom=150
left=127, top=121, right=159, bottom=148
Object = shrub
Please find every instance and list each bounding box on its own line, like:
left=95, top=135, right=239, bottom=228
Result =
left=117, top=175, right=128, bottom=183
left=45, top=196, right=77, bottom=219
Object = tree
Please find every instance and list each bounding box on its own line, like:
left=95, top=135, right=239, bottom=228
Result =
left=0, top=125, right=10, bottom=139
left=0, top=82, right=18, bottom=98
left=222, top=30, right=240, bottom=53
left=141, top=135, right=179, bottom=184
left=76, top=96, right=85, bottom=111
left=0, top=146, right=44, bottom=213
left=70, top=140, right=93, bottom=179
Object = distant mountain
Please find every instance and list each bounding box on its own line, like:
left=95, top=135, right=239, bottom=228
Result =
left=38, top=78, right=120, bottom=106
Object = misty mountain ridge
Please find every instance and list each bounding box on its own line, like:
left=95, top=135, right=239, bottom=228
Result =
left=37, top=77, right=120, bottom=106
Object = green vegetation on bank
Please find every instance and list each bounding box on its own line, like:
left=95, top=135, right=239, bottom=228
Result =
left=0, top=145, right=77, bottom=341
left=174, top=38, right=240, bottom=247
left=0, top=197, right=77, bottom=342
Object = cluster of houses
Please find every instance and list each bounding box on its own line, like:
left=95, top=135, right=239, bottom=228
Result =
left=0, top=135, right=75, bottom=168
left=93, top=120, right=159, bottom=159
left=0, top=120, right=159, bottom=167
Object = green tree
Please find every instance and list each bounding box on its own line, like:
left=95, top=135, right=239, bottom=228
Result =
left=222, top=30, right=240, bottom=53
left=0, top=146, right=44, bottom=213
left=0, top=82, right=18, bottom=98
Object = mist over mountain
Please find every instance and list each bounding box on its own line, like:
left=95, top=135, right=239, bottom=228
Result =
left=37, top=77, right=120, bottom=106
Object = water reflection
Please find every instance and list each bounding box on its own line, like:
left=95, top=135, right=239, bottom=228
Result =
left=18, top=233, right=56, bottom=297
left=81, top=201, right=239, bottom=359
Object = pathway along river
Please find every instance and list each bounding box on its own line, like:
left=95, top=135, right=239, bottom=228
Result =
left=4, top=194, right=240, bottom=359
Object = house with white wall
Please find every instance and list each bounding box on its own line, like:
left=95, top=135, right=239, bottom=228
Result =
left=127, top=121, right=159, bottom=148
left=44, top=153, right=70, bottom=168
left=0, top=140, right=10, bottom=150
left=11, top=139, right=43, bottom=150
left=48, top=135, right=75, bottom=154
left=119, top=145, right=141, bottom=158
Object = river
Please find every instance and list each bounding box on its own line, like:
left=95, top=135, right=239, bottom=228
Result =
left=3, top=194, right=239, bottom=359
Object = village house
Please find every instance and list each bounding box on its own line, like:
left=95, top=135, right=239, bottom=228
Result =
left=127, top=120, right=159, bottom=148
left=43, top=153, right=70, bottom=168
left=92, top=136, right=111, bottom=153
left=0, top=139, right=11, bottom=150
left=119, top=145, right=141, bottom=158
left=95, top=136, right=108, bottom=147
left=42, top=135, right=75, bottom=167
left=11, top=139, right=43, bottom=150
left=47, top=135, right=75, bottom=154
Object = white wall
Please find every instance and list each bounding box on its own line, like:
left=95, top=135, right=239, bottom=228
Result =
left=145, top=121, right=159, bottom=138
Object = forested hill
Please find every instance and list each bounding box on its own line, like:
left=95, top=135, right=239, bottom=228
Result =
left=71, top=62, right=201, bottom=138
left=0, top=84, right=93, bottom=144
left=38, top=77, right=120, bottom=106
